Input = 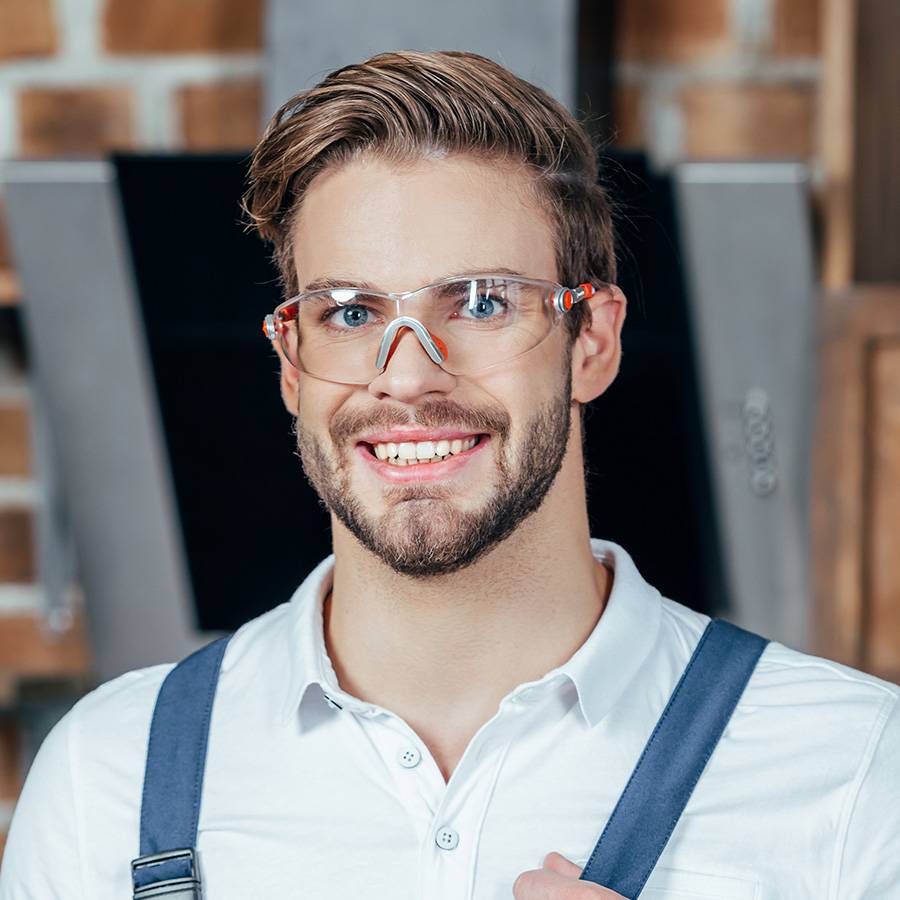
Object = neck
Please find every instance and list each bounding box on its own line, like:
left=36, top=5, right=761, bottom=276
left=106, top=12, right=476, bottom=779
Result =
left=322, top=435, right=611, bottom=773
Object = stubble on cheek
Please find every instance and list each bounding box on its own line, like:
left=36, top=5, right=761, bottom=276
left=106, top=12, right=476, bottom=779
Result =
left=294, top=416, right=350, bottom=513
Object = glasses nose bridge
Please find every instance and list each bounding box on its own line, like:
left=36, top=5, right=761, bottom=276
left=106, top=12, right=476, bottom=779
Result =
left=367, top=316, right=456, bottom=400
left=375, top=315, right=447, bottom=371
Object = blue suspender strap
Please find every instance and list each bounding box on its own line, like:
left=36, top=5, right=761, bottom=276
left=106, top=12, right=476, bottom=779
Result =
left=131, top=634, right=233, bottom=899
left=580, top=618, right=769, bottom=899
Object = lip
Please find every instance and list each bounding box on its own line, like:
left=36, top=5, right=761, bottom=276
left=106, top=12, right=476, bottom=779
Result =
left=356, top=435, right=491, bottom=482
left=356, top=427, right=483, bottom=444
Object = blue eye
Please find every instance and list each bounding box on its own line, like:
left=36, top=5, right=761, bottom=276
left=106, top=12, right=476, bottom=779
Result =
left=327, top=305, right=370, bottom=328
left=463, top=295, right=500, bottom=319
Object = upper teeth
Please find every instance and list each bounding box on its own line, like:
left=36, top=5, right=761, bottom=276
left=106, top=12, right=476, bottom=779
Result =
left=373, top=437, right=478, bottom=465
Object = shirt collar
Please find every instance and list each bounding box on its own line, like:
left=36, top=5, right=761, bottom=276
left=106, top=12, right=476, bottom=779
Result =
left=552, top=538, right=662, bottom=726
left=278, top=538, right=662, bottom=728
left=278, top=553, right=340, bottom=726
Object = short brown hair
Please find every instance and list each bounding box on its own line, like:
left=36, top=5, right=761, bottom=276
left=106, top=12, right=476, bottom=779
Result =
left=242, top=49, right=615, bottom=339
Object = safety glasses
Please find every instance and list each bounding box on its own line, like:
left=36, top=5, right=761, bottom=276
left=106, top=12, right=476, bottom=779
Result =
left=262, top=273, right=600, bottom=385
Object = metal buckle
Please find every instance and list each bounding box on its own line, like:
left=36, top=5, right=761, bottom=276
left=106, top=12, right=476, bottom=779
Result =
left=132, top=848, right=203, bottom=899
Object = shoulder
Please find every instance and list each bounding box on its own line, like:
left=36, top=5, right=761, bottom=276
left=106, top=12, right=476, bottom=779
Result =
left=751, top=638, right=899, bottom=709
left=740, top=622, right=898, bottom=731
left=68, top=661, right=182, bottom=747
left=71, top=598, right=296, bottom=742
left=658, top=594, right=899, bottom=749
left=0, top=601, right=298, bottom=896
left=659, top=593, right=898, bottom=701
left=744, top=637, right=899, bottom=797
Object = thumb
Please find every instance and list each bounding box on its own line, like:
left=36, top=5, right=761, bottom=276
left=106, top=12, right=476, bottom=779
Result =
left=542, top=851, right=584, bottom=878
left=541, top=853, right=630, bottom=900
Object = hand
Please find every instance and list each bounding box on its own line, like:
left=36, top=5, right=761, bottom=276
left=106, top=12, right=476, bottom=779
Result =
left=513, top=852, right=629, bottom=899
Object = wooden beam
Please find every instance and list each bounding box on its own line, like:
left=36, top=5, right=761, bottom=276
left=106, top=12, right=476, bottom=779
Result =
left=812, top=284, right=900, bottom=681
left=819, top=0, right=856, bottom=290
left=852, top=0, right=900, bottom=281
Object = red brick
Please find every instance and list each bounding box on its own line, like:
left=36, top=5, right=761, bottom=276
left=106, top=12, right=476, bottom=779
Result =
left=178, top=79, right=262, bottom=150
left=0, top=607, right=92, bottom=677
left=0, top=508, right=34, bottom=583
left=616, top=0, right=731, bottom=62
left=18, top=86, right=134, bottom=157
left=103, top=0, right=262, bottom=54
left=0, top=404, right=31, bottom=477
left=0, top=0, right=57, bottom=60
left=681, top=83, right=816, bottom=159
left=772, top=0, right=821, bottom=57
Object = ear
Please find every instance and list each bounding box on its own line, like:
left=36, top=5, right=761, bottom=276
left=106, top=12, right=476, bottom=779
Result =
left=274, top=339, right=301, bottom=414
left=570, top=284, right=627, bottom=404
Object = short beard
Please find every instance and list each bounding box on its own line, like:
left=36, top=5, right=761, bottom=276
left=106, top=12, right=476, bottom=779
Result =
left=296, top=375, right=573, bottom=579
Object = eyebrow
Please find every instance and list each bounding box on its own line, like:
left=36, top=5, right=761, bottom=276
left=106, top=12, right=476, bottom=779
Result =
left=301, top=266, right=528, bottom=294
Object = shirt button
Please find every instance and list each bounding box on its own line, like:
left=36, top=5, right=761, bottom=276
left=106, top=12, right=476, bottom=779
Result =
left=397, top=747, right=421, bottom=768
left=435, top=827, right=459, bottom=850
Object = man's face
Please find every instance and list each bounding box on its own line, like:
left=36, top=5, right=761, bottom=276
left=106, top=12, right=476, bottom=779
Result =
left=287, top=154, right=575, bottom=577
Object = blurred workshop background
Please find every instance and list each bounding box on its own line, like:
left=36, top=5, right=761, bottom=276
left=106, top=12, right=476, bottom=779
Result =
left=0, top=0, right=898, bottom=859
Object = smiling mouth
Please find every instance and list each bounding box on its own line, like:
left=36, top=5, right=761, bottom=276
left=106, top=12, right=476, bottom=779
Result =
left=361, top=435, right=486, bottom=466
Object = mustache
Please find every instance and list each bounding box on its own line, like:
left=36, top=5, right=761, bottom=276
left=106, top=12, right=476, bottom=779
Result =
left=329, top=399, right=511, bottom=446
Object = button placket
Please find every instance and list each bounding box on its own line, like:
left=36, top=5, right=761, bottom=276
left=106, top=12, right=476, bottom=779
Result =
left=362, top=718, right=446, bottom=833
left=421, top=736, right=515, bottom=900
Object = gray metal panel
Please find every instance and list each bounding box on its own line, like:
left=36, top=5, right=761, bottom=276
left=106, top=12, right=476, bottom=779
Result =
left=674, top=163, right=816, bottom=650
left=26, top=378, right=77, bottom=634
left=265, top=0, right=577, bottom=119
left=3, top=161, right=216, bottom=680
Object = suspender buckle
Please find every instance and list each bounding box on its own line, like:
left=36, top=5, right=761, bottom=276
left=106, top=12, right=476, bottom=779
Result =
left=131, top=847, right=203, bottom=898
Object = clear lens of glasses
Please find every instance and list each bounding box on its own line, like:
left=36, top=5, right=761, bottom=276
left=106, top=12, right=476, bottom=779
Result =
left=272, top=276, right=573, bottom=384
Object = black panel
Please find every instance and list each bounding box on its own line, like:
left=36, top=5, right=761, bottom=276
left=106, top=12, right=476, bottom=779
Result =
left=114, top=154, right=331, bottom=632
left=113, top=151, right=724, bottom=631
left=586, top=152, right=725, bottom=615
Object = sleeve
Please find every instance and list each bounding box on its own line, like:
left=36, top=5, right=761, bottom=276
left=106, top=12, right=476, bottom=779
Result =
left=0, top=705, right=86, bottom=900
left=835, top=693, right=900, bottom=899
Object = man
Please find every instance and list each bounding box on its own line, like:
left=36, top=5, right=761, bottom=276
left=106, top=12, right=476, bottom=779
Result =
left=1, top=50, right=898, bottom=900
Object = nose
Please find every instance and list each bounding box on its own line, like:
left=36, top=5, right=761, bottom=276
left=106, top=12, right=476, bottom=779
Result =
left=367, top=325, right=457, bottom=402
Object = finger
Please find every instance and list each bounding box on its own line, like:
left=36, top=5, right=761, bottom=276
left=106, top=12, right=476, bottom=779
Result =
left=514, top=865, right=629, bottom=899
left=512, top=868, right=570, bottom=899
left=542, top=851, right=584, bottom=878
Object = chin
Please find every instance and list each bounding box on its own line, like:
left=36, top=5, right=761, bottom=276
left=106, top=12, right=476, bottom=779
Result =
left=339, top=490, right=504, bottom=578
left=383, top=493, right=465, bottom=530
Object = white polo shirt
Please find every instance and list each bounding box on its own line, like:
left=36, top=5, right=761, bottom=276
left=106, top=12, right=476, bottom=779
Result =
left=2, top=538, right=898, bottom=899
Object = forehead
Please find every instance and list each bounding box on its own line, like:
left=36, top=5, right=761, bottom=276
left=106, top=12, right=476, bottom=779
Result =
left=291, top=154, right=558, bottom=292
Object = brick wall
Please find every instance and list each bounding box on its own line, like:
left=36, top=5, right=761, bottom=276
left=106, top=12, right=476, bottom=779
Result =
left=0, top=0, right=823, bottom=857
left=0, top=0, right=264, bottom=292
left=0, top=0, right=266, bottom=856
left=610, top=0, right=821, bottom=166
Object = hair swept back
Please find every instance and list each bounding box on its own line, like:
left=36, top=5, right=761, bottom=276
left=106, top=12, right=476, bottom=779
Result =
left=241, top=49, right=616, bottom=340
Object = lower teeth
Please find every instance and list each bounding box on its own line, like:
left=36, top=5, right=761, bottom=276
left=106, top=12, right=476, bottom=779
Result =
left=388, top=456, right=442, bottom=466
